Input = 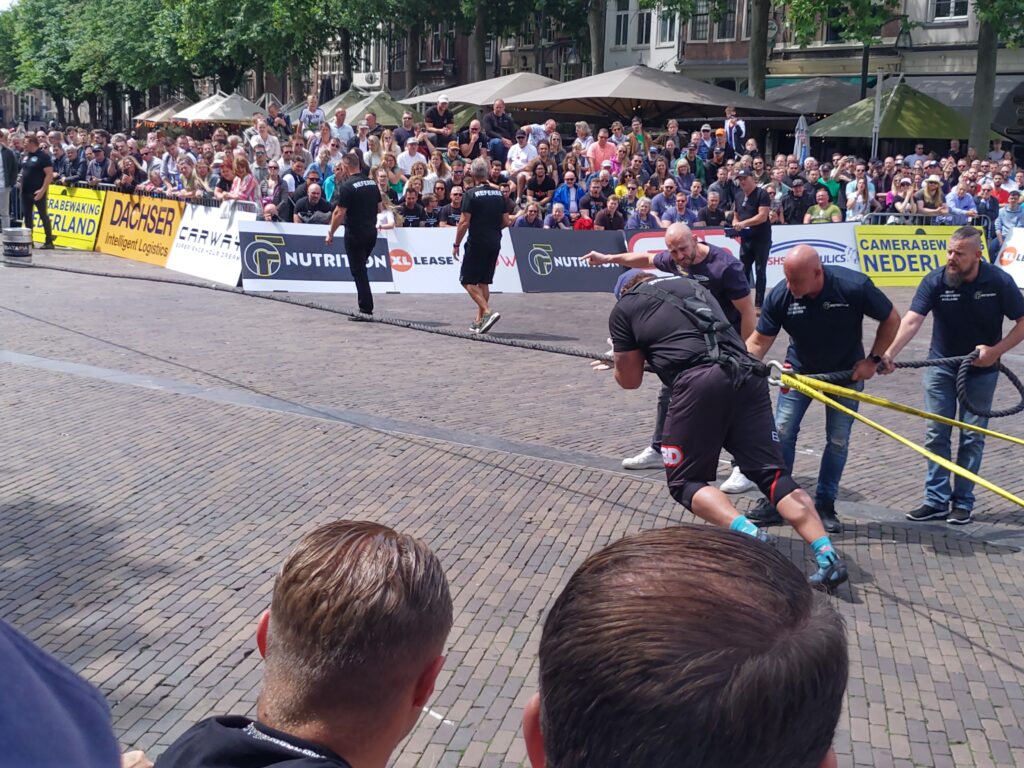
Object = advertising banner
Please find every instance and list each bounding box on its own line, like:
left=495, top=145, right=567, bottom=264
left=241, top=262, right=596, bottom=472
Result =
left=238, top=220, right=394, bottom=292
left=996, top=227, right=1024, bottom=289
left=387, top=228, right=522, bottom=293
left=855, top=225, right=989, bottom=287
left=95, top=192, right=184, bottom=267
left=31, top=185, right=105, bottom=250
left=512, top=229, right=628, bottom=292
left=166, top=202, right=257, bottom=286
left=766, top=223, right=860, bottom=286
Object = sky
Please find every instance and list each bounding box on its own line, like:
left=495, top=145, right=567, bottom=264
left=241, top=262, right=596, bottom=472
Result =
left=0, top=0, right=13, bottom=10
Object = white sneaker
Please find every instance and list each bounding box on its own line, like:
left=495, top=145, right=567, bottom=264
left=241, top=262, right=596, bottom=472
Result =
left=622, top=446, right=663, bottom=470
left=719, top=465, right=756, bottom=493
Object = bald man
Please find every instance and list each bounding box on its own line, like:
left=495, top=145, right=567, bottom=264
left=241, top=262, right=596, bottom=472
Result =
left=587, top=223, right=756, bottom=478
left=746, top=246, right=900, bottom=532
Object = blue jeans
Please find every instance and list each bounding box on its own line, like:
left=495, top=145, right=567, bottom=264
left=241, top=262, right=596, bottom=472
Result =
left=922, top=365, right=997, bottom=512
left=488, top=138, right=508, bottom=164
left=775, top=380, right=863, bottom=505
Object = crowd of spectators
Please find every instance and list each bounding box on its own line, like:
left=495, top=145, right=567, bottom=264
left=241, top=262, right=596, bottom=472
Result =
left=1, top=95, right=1021, bottom=255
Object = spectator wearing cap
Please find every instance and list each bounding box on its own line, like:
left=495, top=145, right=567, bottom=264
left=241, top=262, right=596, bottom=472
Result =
left=975, top=181, right=1000, bottom=248
left=425, top=95, right=454, bottom=144
left=86, top=144, right=115, bottom=184
left=443, top=140, right=461, bottom=167
left=724, top=106, right=745, bottom=151
left=697, top=122, right=715, bottom=159
left=916, top=175, right=950, bottom=220
left=681, top=142, right=705, bottom=186
left=347, top=121, right=371, bottom=154
left=886, top=177, right=918, bottom=219
left=397, top=136, right=422, bottom=176
left=945, top=178, right=978, bottom=226
left=551, top=169, right=585, bottom=222
left=705, top=145, right=727, bottom=183
left=782, top=177, right=814, bottom=224
left=250, top=144, right=270, bottom=184
left=995, top=189, right=1023, bottom=257
left=482, top=99, right=516, bottom=164
left=712, top=128, right=736, bottom=161
left=507, top=129, right=538, bottom=201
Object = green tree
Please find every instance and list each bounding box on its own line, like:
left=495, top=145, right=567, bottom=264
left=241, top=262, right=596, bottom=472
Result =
left=970, top=0, right=1023, bottom=154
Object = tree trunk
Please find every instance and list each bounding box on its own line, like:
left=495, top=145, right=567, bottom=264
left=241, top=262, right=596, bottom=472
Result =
left=127, top=88, right=144, bottom=123
left=148, top=86, right=161, bottom=109
left=748, top=0, right=769, bottom=99
left=288, top=55, right=305, bottom=103
left=405, top=26, right=419, bottom=92
left=104, top=84, right=123, bottom=130
left=969, top=20, right=998, bottom=157
left=54, top=95, right=66, bottom=127
left=87, top=94, right=98, bottom=127
left=587, top=0, right=605, bottom=74
left=340, top=29, right=353, bottom=89
left=469, top=2, right=487, bottom=82
left=253, top=60, right=266, bottom=97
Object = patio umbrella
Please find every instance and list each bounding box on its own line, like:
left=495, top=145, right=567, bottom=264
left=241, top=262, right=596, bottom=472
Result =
left=135, top=99, right=192, bottom=124
left=503, top=65, right=797, bottom=122
left=766, top=77, right=862, bottom=116
left=793, top=114, right=810, bottom=165
left=173, top=93, right=227, bottom=122
left=808, top=82, right=1005, bottom=140
left=347, top=91, right=423, bottom=127
left=186, top=93, right=263, bottom=125
left=319, top=89, right=370, bottom=118
left=400, top=72, right=558, bottom=107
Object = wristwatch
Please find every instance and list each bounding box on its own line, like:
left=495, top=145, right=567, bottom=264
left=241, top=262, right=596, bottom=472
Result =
left=869, top=354, right=882, bottom=364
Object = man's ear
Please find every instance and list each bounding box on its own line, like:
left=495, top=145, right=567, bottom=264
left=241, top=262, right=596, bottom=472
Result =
left=522, top=692, right=545, bottom=768
left=256, top=610, right=270, bottom=658
left=412, top=655, right=446, bottom=708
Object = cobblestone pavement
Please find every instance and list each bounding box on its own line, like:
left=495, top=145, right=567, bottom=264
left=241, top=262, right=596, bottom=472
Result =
left=2, top=251, right=1024, bottom=767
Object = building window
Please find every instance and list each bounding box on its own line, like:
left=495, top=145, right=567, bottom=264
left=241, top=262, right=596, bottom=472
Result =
left=658, top=11, right=676, bottom=44
left=932, top=0, right=968, bottom=19
left=742, top=0, right=751, bottom=39
left=432, top=25, right=442, bottom=61
left=636, top=9, right=652, bottom=45
left=485, top=36, right=494, bottom=62
left=715, top=0, right=737, bottom=40
left=614, top=0, right=630, bottom=46
left=824, top=6, right=844, bottom=42
left=418, top=35, right=427, bottom=64
left=445, top=29, right=456, bottom=60
left=689, top=0, right=710, bottom=41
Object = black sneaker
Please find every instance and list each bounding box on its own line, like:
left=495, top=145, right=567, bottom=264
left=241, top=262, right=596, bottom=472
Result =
left=39, top=241, right=55, bottom=250
left=347, top=312, right=373, bottom=322
left=906, top=504, right=948, bottom=522
left=947, top=507, right=973, bottom=525
left=809, top=555, right=849, bottom=593
left=815, top=500, right=843, bottom=534
left=747, top=497, right=784, bottom=527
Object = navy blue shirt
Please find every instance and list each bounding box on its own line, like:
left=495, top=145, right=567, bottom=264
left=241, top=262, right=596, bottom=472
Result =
left=910, top=261, right=1024, bottom=375
left=653, top=243, right=749, bottom=332
left=757, top=266, right=893, bottom=374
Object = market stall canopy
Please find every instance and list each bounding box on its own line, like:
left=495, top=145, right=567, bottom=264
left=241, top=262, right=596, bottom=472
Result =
left=400, top=72, right=558, bottom=107
left=808, top=82, right=1005, bottom=140
left=765, top=78, right=862, bottom=116
left=346, top=91, right=422, bottom=127
left=172, top=93, right=227, bottom=122
left=502, top=65, right=797, bottom=122
left=185, top=92, right=262, bottom=124
left=319, top=89, right=372, bottom=118
left=135, top=98, right=192, bottom=124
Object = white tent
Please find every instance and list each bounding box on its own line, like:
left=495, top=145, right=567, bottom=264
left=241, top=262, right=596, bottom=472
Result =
left=400, top=72, right=558, bottom=107
left=185, top=92, right=263, bottom=124
left=172, top=93, right=228, bottom=122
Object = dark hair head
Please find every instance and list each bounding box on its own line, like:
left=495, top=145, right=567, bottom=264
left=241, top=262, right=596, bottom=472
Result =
left=538, top=525, right=847, bottom=768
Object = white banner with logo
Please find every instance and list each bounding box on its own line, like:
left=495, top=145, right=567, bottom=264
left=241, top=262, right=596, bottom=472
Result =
left=386, top=228, right=522, bottom=293
left=997, top=227, right=1024, bottom=289
left=166, top=202, right=258, bottom=286
left=766, top=223, right=860, bottom=286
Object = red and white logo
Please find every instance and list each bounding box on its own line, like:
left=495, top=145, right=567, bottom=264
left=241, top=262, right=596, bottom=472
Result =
left=661, top=445, right=684, bottom=468
left=389, top=249, right=413, bottom=272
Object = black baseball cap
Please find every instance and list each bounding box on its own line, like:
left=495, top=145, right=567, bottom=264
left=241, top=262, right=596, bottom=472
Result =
left=735, top=168, right=753, bottom=179
left=791, top=177, right=805, bottom=186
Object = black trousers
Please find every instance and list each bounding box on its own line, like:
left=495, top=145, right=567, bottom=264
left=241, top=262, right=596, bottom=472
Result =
left=21, top=188, right=53, bottom=243
left=345, top=236, right=375, bottom=314
left=740, top=236, right=770, bottom=307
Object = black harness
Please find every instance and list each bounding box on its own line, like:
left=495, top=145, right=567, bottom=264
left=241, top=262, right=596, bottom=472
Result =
left=631, top=276, right=769, bottom=388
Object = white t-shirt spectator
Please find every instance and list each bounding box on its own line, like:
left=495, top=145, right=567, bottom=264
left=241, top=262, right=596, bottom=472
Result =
left=299, top=108, right=327, bottom=133
left=397, top=149, right=421, bottom=176
left=507, top=142, right=537, bottom=173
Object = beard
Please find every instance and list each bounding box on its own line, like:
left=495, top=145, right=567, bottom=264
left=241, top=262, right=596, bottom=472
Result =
left=943, top=268, right=963, bottom=289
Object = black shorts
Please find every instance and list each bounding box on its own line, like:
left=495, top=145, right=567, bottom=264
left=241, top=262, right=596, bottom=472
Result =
left=661, top=364, right=785, bottom=489
left=459, top=243, right=499, bottom=285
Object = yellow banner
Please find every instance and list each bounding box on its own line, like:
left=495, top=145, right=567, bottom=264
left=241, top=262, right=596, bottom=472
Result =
left=855, top=225, right=990, bottom=287
left=31, top=185, right=105, bottom=250
left=96, top=192, right=185, bottom=267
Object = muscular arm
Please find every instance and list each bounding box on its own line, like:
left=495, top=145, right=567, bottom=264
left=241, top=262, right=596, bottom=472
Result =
left=979, top=316, right=1024, bottom=364
left=734, top=204, right=769, bottom=229
left=745, top=330, right=776, bottom=360
left=732, top=293, right=757, bottom=339
left=880, top=310, right=926, bottom=371
left=585, top=251, right=657, bottom=268
left=613, top=350, right=645, bottom=389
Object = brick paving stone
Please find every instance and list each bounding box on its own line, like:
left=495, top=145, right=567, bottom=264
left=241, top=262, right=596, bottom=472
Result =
left=3, top=252, right=1024, bottom=767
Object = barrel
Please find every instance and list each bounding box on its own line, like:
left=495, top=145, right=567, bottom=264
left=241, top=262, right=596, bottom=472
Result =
left=2, top=228, right=33, bottom=265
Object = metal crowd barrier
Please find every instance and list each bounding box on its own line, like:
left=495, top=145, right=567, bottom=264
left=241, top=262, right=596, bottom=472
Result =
left=64, top=180, right=258, bottom=214
left=861, top=211, right=993, bottom=230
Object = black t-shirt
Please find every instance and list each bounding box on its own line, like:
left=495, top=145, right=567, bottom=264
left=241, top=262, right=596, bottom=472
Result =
left=757, top=266, right=893, bottom=374
left=425, top=106, right=454, bottom=133
left=20, top=149, right=52, bottom=192
left=293, top=196, right=332, bottom=220
left=697, top=206, right=728, bottom=226
left=439, top=203, right=463, bottom=225
left=154, top=715, right=352, bottom=768
left=333, top=173, right=381, bottom=242
left=457, top=129, right=483, bottom=159
left=579, top=192, right=607, bottom=216
left=399, top=202, right=426, bottom=227
left=594, top=208, right=624, bottom=230
left=423, top=207, right=440, bottom=227
left=910, top=261, right=1024, bottom=373
left=526, top=175, right=556, bottom=199
left=462, top=184, right=507, bottom=252
left=392, top=127, right=415, bottom=150
left=610, top=275, right=739, bottom=383
left=736, top=185, right=772, bottom=240
left=653, top=244, right=749, bottom=332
